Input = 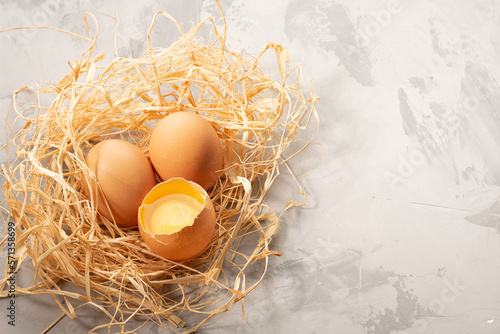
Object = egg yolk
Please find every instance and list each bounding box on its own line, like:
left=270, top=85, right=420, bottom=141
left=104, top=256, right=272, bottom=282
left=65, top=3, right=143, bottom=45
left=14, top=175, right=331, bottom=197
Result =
left=144, top=194, right=203, bottom=234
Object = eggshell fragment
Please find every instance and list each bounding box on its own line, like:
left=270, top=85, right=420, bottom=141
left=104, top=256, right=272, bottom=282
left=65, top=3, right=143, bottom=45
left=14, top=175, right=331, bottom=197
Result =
left=149, top=112, right=223, bottom=190
left=82, top=139, right=157, bottom=227
left=138, top=178, right=216, bottom=261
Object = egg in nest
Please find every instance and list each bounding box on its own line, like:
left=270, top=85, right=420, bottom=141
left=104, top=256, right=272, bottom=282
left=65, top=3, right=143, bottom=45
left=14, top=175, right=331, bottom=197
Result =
left=82, top=139, right=157, bottom=227
left=138, top=178, right=216, bottom=261
left=149, top=112, right=224, bottom=190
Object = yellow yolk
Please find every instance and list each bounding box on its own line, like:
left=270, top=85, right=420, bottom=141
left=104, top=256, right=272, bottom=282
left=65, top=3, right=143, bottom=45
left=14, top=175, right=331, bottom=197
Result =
left=144, top=194, right=204, bottom=235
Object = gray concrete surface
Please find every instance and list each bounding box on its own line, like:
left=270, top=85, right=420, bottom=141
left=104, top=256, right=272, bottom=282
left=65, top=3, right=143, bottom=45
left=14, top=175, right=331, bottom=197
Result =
left=1, top=1, right=500, bottom=333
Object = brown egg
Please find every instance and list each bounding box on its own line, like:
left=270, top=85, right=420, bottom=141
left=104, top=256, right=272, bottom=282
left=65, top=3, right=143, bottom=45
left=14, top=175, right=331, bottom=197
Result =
left=82, top=139, right=157, bottom=227
left=138, top=178, right=216, bottom=261
left=149, top=112, right=223, bottom=190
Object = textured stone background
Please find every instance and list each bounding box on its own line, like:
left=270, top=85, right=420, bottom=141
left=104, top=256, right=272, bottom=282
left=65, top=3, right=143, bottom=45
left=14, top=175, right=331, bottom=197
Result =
left=1, top=0, right=500, bottom=333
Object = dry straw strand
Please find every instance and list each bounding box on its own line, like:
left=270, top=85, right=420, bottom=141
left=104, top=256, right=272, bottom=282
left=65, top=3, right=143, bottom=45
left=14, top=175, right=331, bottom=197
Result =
left=1, top=7, right=319, bottom=333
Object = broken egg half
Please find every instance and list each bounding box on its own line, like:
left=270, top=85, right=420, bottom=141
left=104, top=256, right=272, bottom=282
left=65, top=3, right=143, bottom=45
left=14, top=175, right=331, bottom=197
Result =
left=138, top=178, right=216, bottom=261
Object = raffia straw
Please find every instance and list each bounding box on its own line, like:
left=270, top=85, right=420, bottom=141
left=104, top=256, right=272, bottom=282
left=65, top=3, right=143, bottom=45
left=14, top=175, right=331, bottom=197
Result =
left=0, top=8, right=319, bottom=333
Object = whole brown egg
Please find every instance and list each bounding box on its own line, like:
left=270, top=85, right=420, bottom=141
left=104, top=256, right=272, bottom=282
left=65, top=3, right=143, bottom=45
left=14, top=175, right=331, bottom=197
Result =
left=148, top=112, right=223, bottom=190
left=82, top=139, right=157, bottom=227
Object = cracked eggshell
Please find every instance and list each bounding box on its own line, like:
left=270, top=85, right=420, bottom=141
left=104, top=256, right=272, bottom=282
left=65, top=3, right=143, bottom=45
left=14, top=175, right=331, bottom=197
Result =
left=138, top=178, right=217, bottom=261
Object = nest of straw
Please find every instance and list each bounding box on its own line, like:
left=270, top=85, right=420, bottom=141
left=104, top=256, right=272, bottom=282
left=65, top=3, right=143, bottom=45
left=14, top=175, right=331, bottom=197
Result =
left=1, top=11, right=318, bottom=333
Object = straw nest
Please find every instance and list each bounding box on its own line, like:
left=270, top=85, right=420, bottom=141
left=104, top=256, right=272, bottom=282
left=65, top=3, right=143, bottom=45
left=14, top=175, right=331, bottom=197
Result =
left=1, top=10, right=318, bottom=333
